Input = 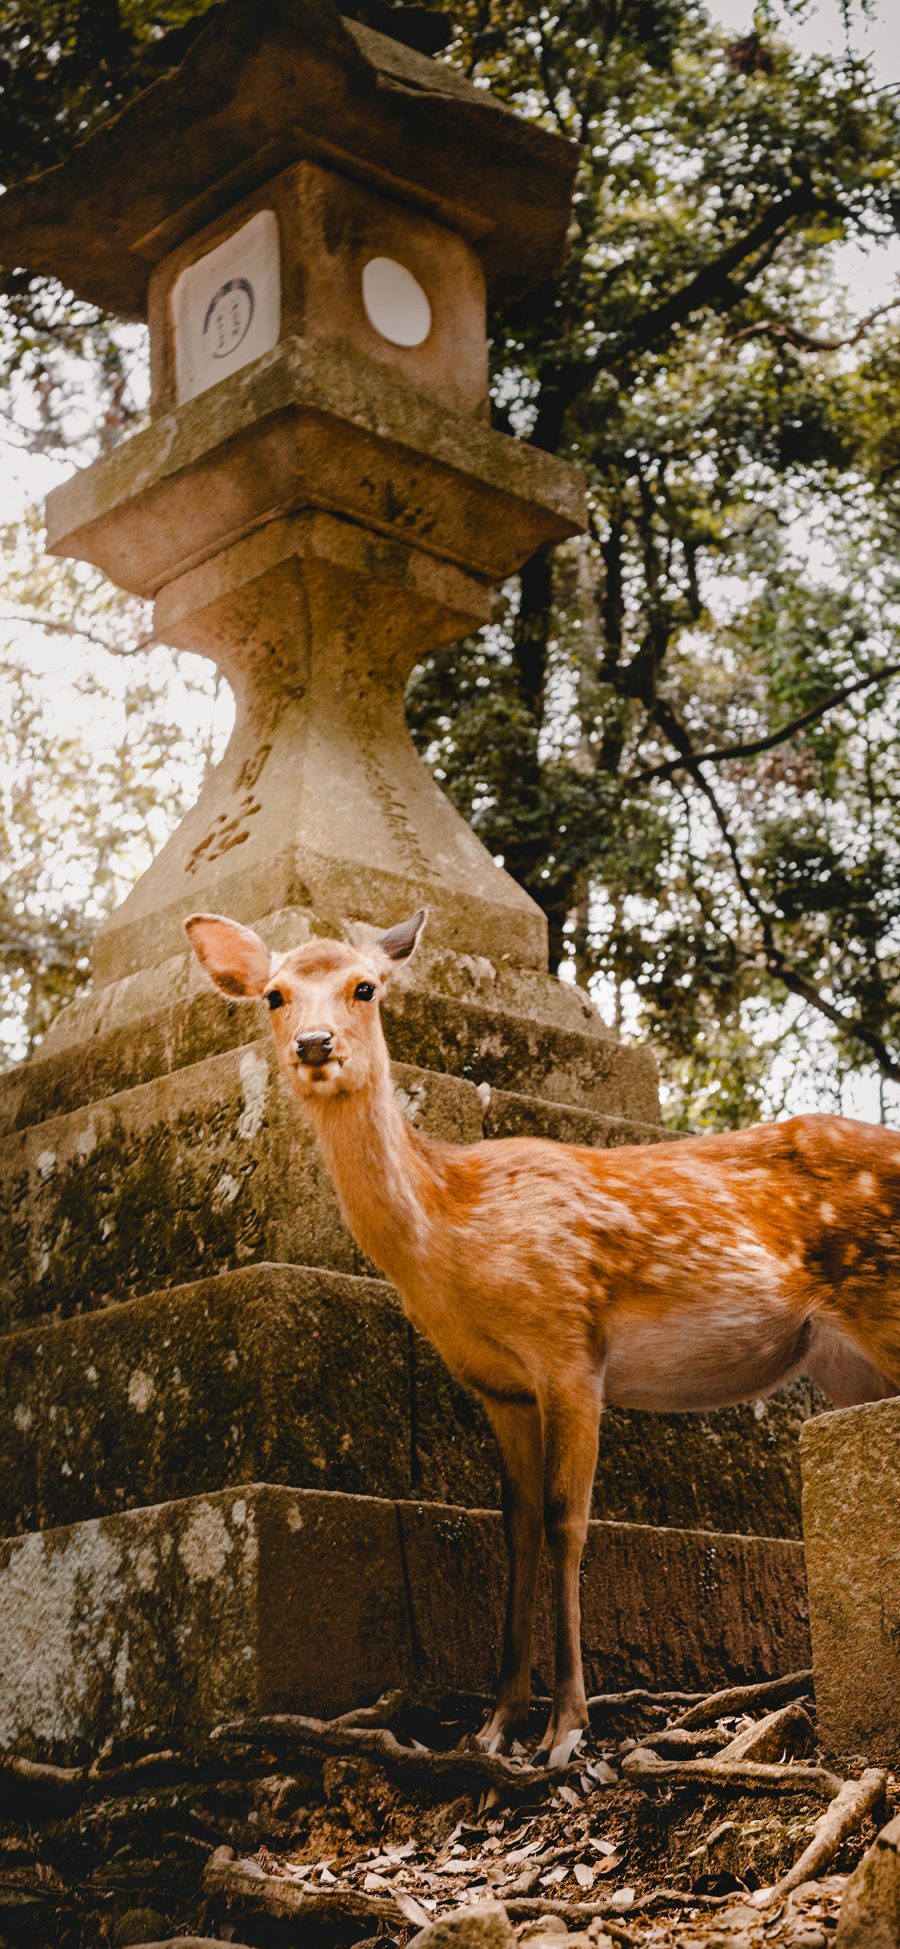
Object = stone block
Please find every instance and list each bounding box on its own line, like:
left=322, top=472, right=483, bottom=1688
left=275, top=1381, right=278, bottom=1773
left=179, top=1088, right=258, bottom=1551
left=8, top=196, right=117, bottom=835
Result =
left=46, top=339, right=585, bottom=599
left=0, top=1486, right=810, bottom=1761
left=835, top=1810, right=900, bottom=1949
left=801, top=1398, right=900, bottom=1762
left=0, top=1265, right=414, bottom=1533
left=398, top=1502, right=810, bottom=1698
left=0, top=1045, right=484, bottom=1326
left=0, top=1485, right=411, bottom=1761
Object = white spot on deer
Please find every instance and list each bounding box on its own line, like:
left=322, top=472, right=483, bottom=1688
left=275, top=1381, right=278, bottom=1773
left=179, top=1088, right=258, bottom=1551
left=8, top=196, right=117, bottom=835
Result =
left=232, top=1497, right=247, bottom=1527
left=127, top=1369, right=156, bottom=1414
left=213, top=1172, right=241, bottom=1207
left=13, top=1404, right=33, bottom=1434
left=36, top=1151, right=56, bottom=1181
left=76, top=1122, right=97, bottom=1158
left=178, top=1502, right=232, bottom=1583
left=857, top=1172, right=876, bottom=1196
left=819, top=1202, right=835, bottom=1225
left=237, top=1049, right=268, bottom=1140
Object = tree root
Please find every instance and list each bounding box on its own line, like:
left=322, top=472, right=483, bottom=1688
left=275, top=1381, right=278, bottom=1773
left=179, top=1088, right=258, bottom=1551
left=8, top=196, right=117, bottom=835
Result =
left=202, top=1846, right=410, bottom=1926
left=622, top=1745, right=843, bottom=1798
left=753, top=1766, right=888, bottom=1906
left=211, top=1712, right=576, bottom=1794
left=669, top=1669, right=813, bottom=1730
left=588, top=1686, right=705, bottom=1720
left=504, top=1894, right=642, bottom=1940
left=0, top=1755, right=84, bottom=1792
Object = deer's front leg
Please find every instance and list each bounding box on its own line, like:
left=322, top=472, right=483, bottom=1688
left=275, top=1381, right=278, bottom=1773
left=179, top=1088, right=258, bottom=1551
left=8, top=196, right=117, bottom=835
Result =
left=474, top=1395, right=543, bottom=1754
left=534, top=1373, right=602, bottom=1768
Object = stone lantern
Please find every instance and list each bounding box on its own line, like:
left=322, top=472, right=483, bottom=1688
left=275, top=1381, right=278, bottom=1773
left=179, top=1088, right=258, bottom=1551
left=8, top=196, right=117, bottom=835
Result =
left=0, top=0, right=810, bottom=1761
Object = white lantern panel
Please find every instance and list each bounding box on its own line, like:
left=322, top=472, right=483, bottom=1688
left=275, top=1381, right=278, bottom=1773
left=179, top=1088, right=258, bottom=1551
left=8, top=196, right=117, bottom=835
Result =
left=172, top=210, right=281, bottom=404
left=362, top=256, right=432, bottom=347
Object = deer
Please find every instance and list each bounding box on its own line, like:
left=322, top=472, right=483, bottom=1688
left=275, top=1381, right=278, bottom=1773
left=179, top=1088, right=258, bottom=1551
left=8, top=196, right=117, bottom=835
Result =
left=185, top=906, right=900, bottom=1768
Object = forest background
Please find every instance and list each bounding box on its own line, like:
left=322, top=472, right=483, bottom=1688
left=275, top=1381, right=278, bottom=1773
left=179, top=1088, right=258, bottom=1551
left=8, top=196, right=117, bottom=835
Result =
left=2, top=0, right=899, bottom=1131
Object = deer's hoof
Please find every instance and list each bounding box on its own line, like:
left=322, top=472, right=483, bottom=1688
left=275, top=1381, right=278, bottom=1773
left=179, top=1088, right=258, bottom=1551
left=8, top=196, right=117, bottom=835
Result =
left=533, top=1723, right=586, bottom=1770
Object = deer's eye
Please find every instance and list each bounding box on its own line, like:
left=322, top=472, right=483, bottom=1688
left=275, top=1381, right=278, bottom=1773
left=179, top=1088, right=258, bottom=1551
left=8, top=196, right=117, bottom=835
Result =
left=354, top=981, right=376, bottom=1002
left=266, top=989, right=285, bottom=1011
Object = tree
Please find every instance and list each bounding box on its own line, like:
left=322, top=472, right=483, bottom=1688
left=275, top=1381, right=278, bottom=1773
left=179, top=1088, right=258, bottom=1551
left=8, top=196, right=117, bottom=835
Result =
left=3, top=0, right=900, bottom=1122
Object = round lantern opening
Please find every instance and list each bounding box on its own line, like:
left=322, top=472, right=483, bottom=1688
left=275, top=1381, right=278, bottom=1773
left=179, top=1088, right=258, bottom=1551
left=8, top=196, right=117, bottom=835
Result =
left=362, top=256, right=432, bottom=347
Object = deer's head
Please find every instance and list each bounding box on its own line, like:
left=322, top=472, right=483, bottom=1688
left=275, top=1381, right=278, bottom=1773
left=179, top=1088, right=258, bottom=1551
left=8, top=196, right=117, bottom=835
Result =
left=184, top=909, right=427, bottom=1102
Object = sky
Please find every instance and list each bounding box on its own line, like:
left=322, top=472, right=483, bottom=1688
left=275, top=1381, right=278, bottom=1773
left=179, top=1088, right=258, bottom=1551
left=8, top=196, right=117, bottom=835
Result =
left=3, top=0, right=900, bottom=1109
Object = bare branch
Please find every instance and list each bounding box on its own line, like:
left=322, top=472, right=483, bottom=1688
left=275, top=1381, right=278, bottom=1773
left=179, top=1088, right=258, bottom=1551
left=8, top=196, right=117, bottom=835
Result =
left=728, top=295, right=900, bottom=354
left=627, top=662, right=900, bottom=788
left=0, top=609, right=156, bottom=658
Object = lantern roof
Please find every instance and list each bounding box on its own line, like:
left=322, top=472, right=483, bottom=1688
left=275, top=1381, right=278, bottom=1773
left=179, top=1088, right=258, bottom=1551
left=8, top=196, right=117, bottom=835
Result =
left=0, top=0, right=578, bottom=320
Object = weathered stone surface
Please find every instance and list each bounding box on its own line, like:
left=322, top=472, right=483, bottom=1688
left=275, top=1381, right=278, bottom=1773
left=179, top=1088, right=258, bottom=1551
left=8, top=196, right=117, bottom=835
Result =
left=0, top=1486, right=809, bottom=1761
left=399, top=1502, right=810, bottom=1697
left=47, top=342, right=584, bottom=599
left=410, top=1902, right=515, bottom=1949
left=801, top=1398, right=900, bottom=1762
left=0, top=1265, right=412, bottom=1533
left=0, top=1485, right=411, bottom=1760
left=0, top=1045, right=484, bottom=1325
left=835, top=1810, right=900, bottom=1949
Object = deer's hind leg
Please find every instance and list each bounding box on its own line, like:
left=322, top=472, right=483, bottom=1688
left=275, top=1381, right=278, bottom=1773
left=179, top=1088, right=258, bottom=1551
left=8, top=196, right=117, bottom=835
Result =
left=535, top=1370, right=603, bottom=1769
left=475, top=1394, right=544, bottom=1755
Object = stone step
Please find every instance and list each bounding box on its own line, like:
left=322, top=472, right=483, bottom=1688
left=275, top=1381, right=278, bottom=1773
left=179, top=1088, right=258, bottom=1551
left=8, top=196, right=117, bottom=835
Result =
left=0, top=1262, right=816, bottom=1541
left=0, top=1482, right=811, bottom=1763
left=0, top=1045, right=664, bottom=1328
left=0, top=935, right=662, bottom=1138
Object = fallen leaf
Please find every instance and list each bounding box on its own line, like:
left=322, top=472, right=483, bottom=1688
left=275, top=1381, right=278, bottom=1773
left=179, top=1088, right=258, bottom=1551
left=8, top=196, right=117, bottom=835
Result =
left=574, top=1862, right=595, bottom=1889
left=395, top=1893, right=432, bottom=1928
left=609, top=1887, right=635, bottom=1911
left=506, top=1840, right=542, bottom=1865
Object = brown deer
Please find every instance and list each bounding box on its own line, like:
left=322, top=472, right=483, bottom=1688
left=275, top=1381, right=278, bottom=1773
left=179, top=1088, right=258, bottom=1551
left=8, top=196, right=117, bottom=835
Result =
left=185, top=907, right=900, bottom=1767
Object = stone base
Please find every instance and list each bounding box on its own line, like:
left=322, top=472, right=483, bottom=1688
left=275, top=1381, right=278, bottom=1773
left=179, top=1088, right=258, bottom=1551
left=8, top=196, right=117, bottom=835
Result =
left=0, top=1484, right=810, bottom=1762
left=801, top=1398, right=900, bottom=1763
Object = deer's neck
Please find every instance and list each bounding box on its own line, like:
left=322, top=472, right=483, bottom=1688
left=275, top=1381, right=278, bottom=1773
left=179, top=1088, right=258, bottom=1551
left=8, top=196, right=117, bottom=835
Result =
left=303, top=1064, right=439, bottom=1290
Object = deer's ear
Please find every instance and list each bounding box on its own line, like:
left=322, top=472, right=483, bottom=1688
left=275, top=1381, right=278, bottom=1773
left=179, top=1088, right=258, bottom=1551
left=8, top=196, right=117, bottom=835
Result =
left=376, top=907, right=427, bottom=975
left=184, top=913, right=271, bottom=998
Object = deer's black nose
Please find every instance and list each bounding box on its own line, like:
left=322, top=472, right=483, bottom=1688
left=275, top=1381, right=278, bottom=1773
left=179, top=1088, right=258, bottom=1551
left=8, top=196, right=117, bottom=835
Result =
left=295, top=1030, right=335, bottom=1066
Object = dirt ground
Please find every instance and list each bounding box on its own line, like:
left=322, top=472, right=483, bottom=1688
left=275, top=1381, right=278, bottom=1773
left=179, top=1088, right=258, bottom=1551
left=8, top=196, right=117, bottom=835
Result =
left=0, top=1672, right=893, bottom=1947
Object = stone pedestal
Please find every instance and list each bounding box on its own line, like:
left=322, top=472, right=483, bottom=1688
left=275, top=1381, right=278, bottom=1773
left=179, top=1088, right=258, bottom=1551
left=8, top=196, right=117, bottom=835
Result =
left=801, top=1398, right=900, bottom=1763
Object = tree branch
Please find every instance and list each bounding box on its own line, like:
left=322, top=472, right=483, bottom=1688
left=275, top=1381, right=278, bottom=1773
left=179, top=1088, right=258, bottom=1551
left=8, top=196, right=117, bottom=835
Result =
left=728, top=295, right=900, bottom=354
left=627, top=662, right=900, bottom=787
left=0, top=609, right=156, bottom=658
